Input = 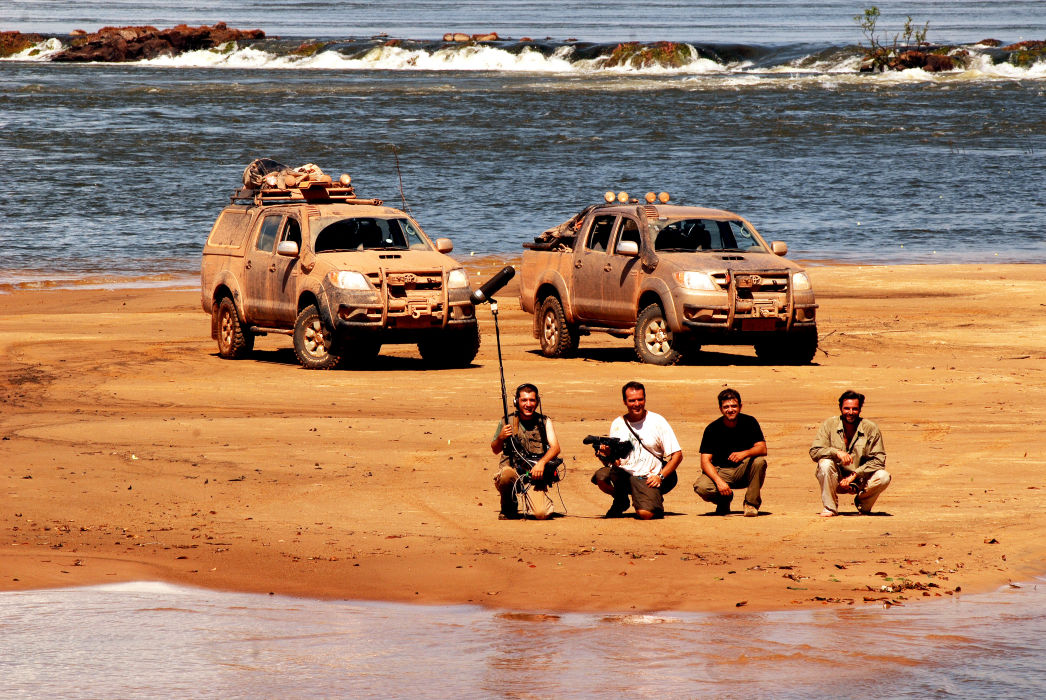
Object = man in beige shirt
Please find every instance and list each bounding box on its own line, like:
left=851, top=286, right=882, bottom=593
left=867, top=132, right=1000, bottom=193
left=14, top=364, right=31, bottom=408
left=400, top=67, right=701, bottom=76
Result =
left=809, top=390, right=891, bottom=517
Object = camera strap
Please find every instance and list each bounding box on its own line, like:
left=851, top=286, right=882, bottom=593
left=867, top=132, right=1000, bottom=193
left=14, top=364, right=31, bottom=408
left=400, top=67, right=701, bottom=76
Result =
left=622, top=416, right=667, bottom=468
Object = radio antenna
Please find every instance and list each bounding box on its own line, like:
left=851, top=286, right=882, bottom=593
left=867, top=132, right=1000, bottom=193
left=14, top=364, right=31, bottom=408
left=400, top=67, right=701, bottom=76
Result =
left=390, top=144, right=412, bottom=215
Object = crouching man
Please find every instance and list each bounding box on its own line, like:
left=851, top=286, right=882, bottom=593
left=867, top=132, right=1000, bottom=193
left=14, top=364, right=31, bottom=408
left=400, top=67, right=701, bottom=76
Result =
left=591, top=381, right=683, bottom=520
left=809, top=390, right=891, bottom=517
left=491, top=383, right=561, bottom=520
left=693, top=388, right=768, bottom=517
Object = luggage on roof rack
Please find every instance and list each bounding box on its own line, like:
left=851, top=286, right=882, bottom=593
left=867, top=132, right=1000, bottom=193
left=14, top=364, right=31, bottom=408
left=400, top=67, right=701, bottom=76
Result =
left=233, top=158, right=380, bottom=206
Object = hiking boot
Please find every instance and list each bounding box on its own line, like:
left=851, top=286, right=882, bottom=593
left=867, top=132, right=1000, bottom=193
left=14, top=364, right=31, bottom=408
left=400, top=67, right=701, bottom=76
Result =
left=743, top=504, right=758, bottom=517
left=604, top=496, right=630, bottom=519
left=498, top=510, right=521, bottom=520
left=714, top=502, right=731, bottom=516
left=855, top=495, right=871, bottom=515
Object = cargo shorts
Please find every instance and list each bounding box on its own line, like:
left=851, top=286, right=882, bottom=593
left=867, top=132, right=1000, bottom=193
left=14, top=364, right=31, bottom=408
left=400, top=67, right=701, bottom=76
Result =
left=591, top=465, right=677, bottom=516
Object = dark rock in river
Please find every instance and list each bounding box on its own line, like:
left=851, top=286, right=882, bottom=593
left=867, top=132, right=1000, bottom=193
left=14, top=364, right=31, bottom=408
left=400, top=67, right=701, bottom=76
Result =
left=0, top=31, right=46, bottom=57
left=52, top=22, right=265, bottom=62
left=893, top=50, right=956, bottom=72
left=1000, top=39, right=1046, bottom=68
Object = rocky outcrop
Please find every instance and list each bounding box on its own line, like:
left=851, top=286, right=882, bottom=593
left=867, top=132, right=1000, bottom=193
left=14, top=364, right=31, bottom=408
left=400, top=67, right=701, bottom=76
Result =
left=51, top=22, right=264, bottom=62
left=604, top=41, right=693, bottom=69
left=859, top=46, right=968, bottom=72
left=1001, top=39, right=1046, bottom=67
left=893, top=50, right=958, bottom=72
left=442, top=32, right=500, bottom=42
left=0, top=31, right=46, bottom=57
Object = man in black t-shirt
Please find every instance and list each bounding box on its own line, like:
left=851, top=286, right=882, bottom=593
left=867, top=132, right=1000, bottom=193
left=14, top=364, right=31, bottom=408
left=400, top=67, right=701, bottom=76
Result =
left=694, top=388, right=768, bottom=517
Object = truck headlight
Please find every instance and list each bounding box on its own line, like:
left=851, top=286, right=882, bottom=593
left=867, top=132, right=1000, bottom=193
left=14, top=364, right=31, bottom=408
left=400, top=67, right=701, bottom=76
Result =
left=327, top=270, right=371, bottom=290
left=447, top=268, right=469, bottom=289
left=792, top=272, right=812, bottom=291
left=675, top=271, right=717, bottom=291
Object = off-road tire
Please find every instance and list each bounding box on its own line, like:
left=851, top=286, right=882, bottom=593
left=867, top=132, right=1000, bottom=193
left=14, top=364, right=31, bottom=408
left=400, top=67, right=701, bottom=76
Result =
left=417, top=324, right=481, bottom=368
left=634, top=303, right=683, bottom=366
left=215, top=296, right=254, bottom=359
left=754, top=327, right=818, bottom=365
left=293, top=305, right=342, bottom=370
left=537, top=296, right=579, bottom=358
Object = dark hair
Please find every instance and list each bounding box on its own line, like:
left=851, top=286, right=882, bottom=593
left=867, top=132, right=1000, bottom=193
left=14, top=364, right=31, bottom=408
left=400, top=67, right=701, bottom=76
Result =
left=838, top=390, right=865, bottom=409
left=621, top=380, right=646, bottom=401
left=717, top=388, right=741, bottom=406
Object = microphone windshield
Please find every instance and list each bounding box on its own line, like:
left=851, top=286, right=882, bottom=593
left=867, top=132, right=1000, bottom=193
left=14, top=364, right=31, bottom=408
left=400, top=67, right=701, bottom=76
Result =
left=470, top=266, right=515, bottom=304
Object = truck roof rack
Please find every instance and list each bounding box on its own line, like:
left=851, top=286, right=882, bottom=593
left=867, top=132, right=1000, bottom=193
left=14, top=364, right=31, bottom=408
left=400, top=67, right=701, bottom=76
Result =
left=230, top=183, right=383, bottom=207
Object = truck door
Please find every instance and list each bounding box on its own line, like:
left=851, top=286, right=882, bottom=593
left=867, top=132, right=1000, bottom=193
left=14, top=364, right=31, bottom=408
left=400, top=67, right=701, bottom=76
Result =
left=244, top=213, right=284, bottom=324
left=601, top=216, right=643, bottom=323
left=572, top=213, right=616, bottom=321
left=270, top=216, right=302, bottom=324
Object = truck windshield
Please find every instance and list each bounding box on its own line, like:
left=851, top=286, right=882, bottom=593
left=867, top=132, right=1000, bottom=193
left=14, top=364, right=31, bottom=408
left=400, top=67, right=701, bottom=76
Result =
left=653, top=218, right=765, bottom=253
left=313, top=217, right=429, bottom=252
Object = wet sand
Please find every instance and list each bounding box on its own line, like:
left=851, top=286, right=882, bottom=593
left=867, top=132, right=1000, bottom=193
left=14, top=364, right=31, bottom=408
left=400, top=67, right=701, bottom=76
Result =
left=1, top=262, right=1044, bottom=612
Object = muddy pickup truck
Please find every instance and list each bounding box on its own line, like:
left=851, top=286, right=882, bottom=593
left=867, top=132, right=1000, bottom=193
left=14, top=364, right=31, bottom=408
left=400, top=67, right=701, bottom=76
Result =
left=519, top=192, right=818, bottom=365
left=201, top=164, right=478, bottom=369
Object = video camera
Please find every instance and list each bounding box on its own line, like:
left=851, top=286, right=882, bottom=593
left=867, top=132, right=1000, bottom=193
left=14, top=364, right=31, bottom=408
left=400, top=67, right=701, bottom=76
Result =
left=583, top=435, right=633, bottom=464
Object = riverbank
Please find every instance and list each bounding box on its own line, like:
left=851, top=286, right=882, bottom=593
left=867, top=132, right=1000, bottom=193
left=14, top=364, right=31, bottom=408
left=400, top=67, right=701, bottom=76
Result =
left=1, top=262, right=1044, bottom=612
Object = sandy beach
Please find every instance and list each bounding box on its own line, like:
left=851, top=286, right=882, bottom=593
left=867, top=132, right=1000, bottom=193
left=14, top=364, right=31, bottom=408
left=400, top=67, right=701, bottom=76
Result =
left=1, top=261, right=1044, bottom=612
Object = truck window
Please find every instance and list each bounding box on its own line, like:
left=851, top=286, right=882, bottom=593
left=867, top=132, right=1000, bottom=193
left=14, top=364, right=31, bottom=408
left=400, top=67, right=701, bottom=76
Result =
left=615, top=218, right=641, bottom=252
left=280, top=217, right=302, bottom=247
left=207, top=210, right=253, bottom=248
left=586, top=215, right=615, bottom=253
left=255, top=215, right=283, bottom=252
left=313, top=217, right=427, bottom=253
left=654, top=218, right=763, bottom=252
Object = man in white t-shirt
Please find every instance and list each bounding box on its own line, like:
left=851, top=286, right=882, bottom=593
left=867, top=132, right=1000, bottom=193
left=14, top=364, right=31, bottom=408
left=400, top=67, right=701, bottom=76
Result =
left=591, top=381, right=683, bottom=520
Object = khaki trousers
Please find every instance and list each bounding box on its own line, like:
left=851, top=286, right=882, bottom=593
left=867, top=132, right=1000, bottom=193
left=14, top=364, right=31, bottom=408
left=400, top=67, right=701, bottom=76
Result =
left=693, top=456, right=767, bottom=509
left=815, top=458, right=891, bottom=514
left=494, top=466, right=552, bottom=519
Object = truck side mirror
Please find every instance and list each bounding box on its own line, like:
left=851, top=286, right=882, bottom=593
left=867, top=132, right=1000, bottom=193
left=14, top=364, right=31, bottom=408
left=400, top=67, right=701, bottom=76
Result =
left=277, top=240, right=300, bottom=257
left=770, top=241, right=788, bottom=256
left=435, top=237, right=454, bottom=254
left=615, top=240, right=640, bottom=256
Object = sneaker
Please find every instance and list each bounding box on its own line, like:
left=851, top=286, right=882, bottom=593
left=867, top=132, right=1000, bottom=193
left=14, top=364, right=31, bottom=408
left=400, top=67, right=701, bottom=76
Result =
left=819, top=508, right=837, bottom=517
left=714, top=502, right=731, bottom=516
left=743, top=505, right=758, bottom=518
left=854, top=494, right=870, bottom=515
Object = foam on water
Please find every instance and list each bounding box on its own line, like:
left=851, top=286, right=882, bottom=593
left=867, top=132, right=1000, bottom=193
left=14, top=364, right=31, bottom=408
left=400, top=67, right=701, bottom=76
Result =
left=8, top=37, right=1046, bottom=80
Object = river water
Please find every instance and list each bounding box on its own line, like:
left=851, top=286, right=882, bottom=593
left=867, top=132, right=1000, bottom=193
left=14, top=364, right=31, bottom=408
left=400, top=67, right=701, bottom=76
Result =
left=2, top=580, right=1045, bottom=697
left=2, top=1, right=1046, bottom=289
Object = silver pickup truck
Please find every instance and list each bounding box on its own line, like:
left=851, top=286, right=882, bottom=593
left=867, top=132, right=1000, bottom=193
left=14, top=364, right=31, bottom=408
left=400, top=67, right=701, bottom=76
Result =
left=518, top=192, right=818, bottom=365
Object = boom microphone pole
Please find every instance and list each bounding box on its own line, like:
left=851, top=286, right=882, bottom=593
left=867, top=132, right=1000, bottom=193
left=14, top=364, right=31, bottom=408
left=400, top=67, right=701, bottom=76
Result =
left=492, top=298, right=510, bottom=422
left=470, top=266, right=516, bottom=421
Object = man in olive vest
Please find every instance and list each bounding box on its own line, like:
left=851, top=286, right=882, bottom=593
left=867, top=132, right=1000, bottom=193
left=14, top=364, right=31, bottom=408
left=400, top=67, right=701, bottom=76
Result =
left=491, top=383, right=561, bottom=520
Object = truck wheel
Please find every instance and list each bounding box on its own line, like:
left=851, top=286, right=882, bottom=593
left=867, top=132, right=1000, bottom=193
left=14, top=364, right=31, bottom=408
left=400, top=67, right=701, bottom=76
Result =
left=417, top=324, right=480, bottom=368
left=537, top=296, right=579, bottom=358
left=754, top=327, right=818, bottom=365
left=215, top=297, right=254, bottom=359
left=293, top=305, right=342, bottom=370
left=634, top=304, right=683, bottom=366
